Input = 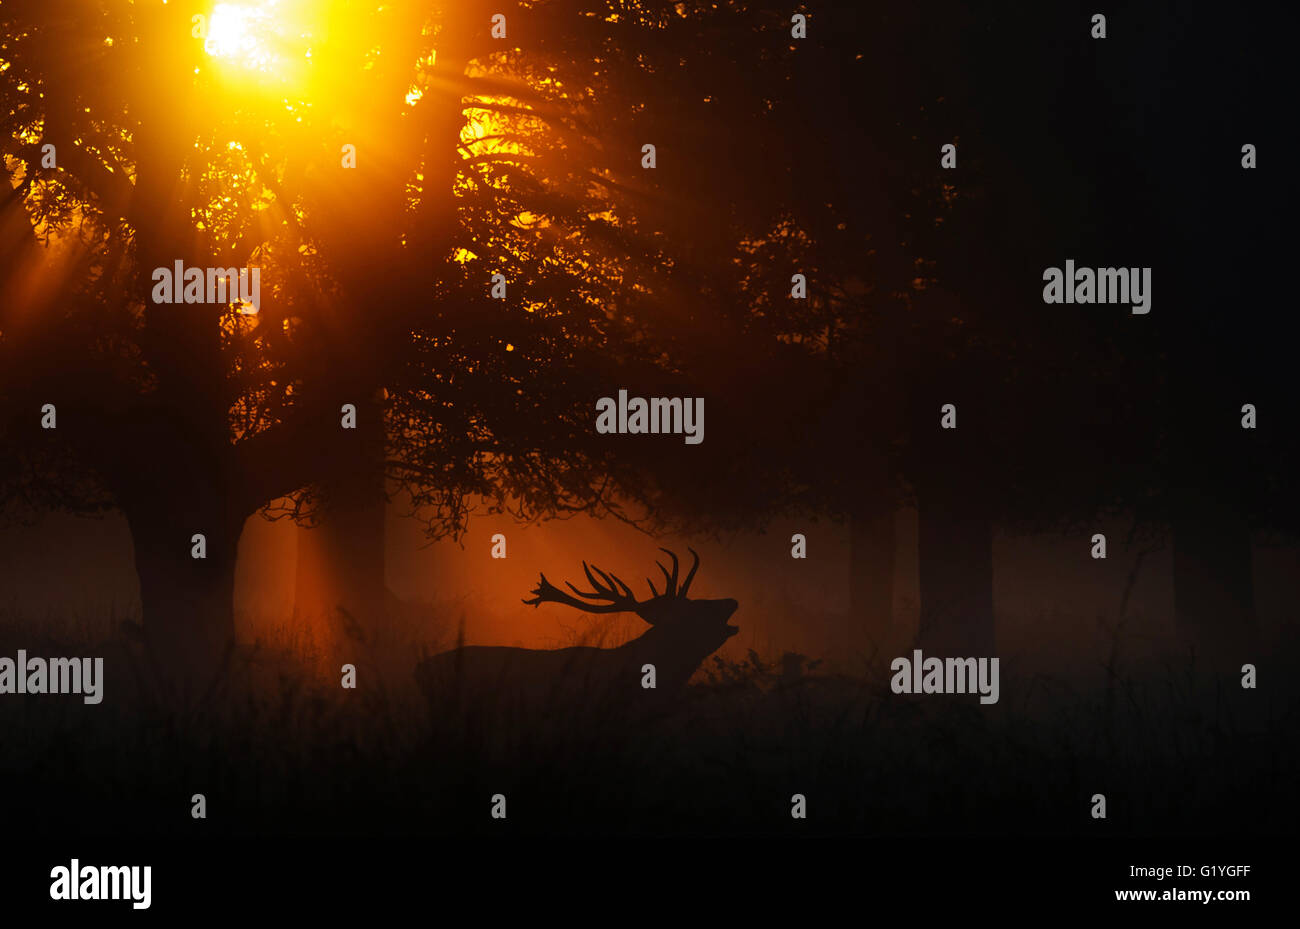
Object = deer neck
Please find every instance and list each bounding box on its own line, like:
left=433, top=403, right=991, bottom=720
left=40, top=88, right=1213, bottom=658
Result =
left=620, top=623, right=710, bottom=689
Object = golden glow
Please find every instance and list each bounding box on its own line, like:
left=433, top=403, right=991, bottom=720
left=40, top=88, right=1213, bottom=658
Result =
left=203, top=0, right=315, bottom=88
left=206, top=2, right=281, bottom=72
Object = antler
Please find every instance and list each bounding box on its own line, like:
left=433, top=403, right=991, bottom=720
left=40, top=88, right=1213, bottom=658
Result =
left=523, top=548, right=702, bottom=620
left=679, top=547, right=700, bottom=596
left=648, top=547, right=700, bottom=598
left=522, top=560, right=640, bottom=614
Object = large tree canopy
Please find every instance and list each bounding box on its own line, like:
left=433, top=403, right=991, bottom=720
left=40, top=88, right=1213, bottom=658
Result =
left=0, top=1, right=845, bottom=682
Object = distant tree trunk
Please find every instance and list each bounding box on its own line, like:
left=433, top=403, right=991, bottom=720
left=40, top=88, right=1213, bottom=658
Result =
left=916, top=477, right=995, bottom=656
left=1172, top=486, right=1257, bottom=668
left=907, top=287, right=997, bottom=656
left=850, top=511, right=894, bottom=625
left=1166, top=362, right=1259, bottom=668
left=849, top=485, right=896, bottom=641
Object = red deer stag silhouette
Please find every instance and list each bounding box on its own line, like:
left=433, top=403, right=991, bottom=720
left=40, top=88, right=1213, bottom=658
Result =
left=415, top=549, right=739, bottom=719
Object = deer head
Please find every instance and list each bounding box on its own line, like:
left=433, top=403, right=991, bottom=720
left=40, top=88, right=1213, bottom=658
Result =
left=522, top=548, right=739, bottom=682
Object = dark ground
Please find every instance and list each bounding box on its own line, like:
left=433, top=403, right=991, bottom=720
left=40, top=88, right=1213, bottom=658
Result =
left=2, top=617, right=1295, bottom=840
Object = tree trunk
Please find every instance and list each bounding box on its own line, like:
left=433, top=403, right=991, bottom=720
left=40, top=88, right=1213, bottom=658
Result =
left=916, top=479, right=995, bottom=656
left=1165, top=358, right=1259, bottom=669
left=849, top=504, right=895, bottom=639
left=126, top=503, right=240, bottom=697
left=1172, top=487, right=1257, bottom=669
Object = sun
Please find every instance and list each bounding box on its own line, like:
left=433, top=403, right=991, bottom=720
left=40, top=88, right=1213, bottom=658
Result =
left=204, top=1, right=290, bottom=76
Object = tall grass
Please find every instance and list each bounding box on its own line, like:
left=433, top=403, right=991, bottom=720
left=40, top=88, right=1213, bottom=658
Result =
left=0, top=604, right=1295, bottom=837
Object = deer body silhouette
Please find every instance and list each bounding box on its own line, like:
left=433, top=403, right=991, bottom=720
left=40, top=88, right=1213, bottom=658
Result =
left=415, top=549, right=738, bottom=717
